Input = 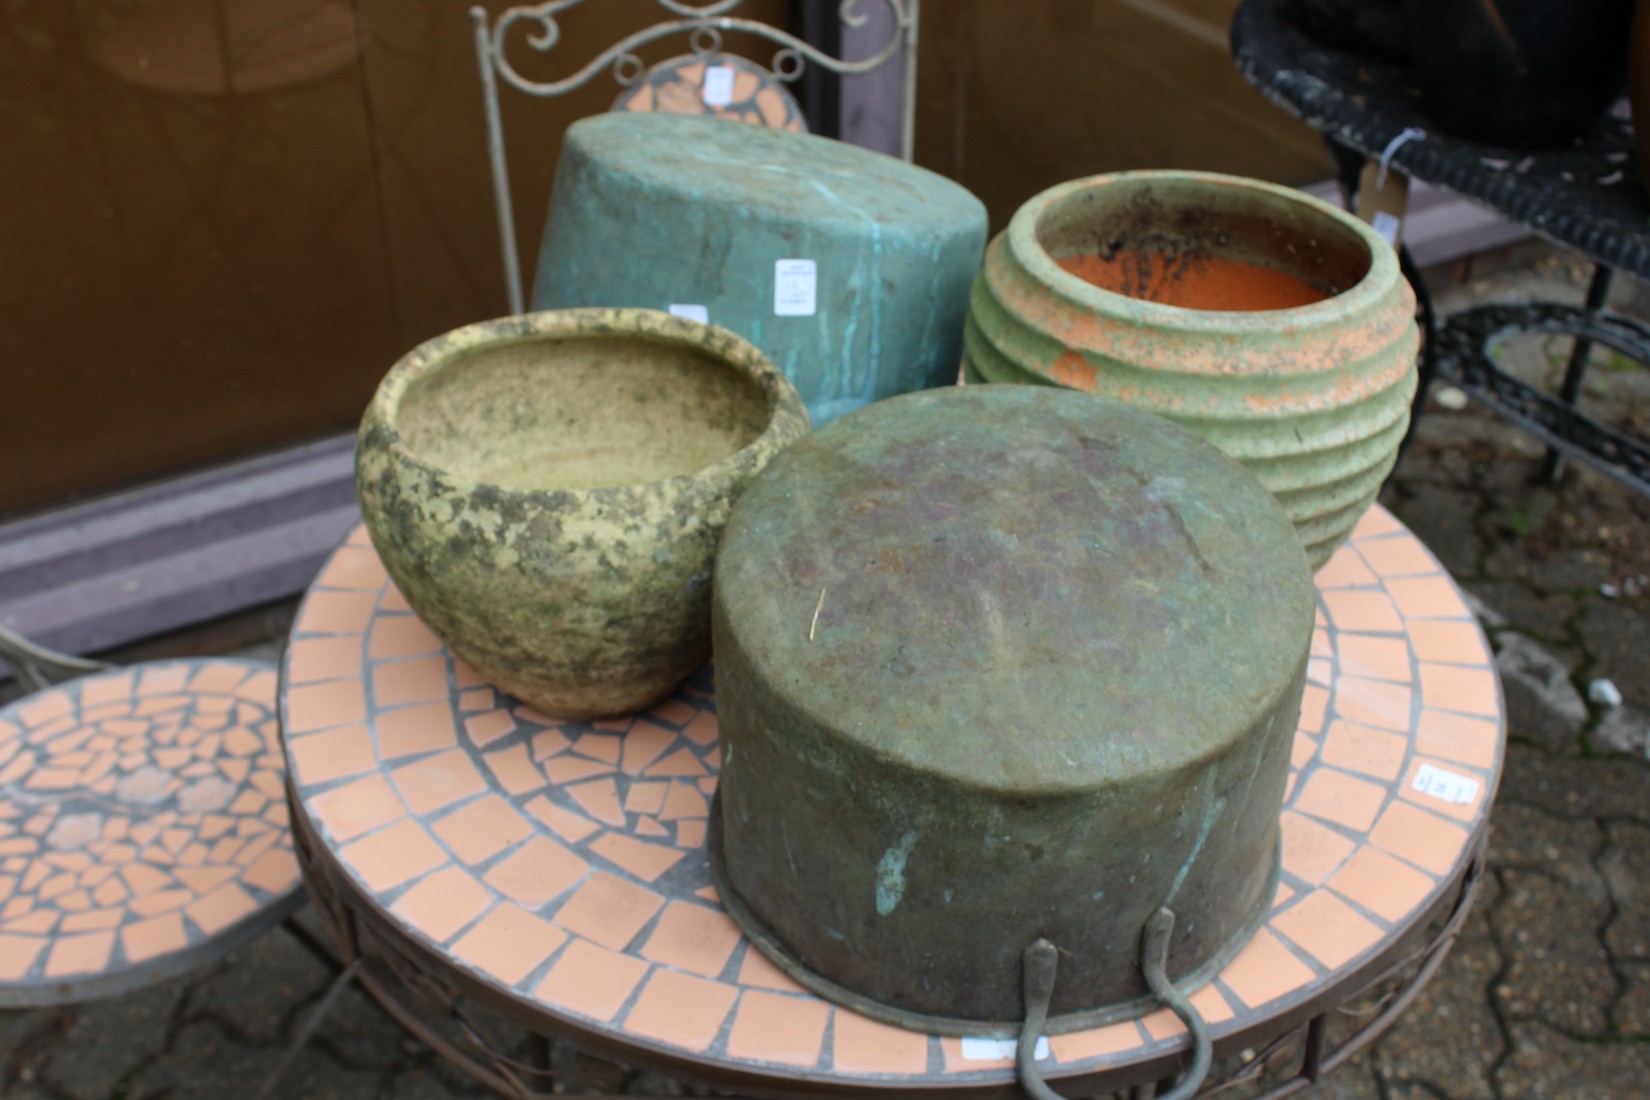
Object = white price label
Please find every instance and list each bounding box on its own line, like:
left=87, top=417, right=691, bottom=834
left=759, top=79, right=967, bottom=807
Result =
left=961, top=1036, right=1049, bottom=1061
left=774, top=259, right=817, bottom=317
left=1372, top=211, right=1402, bottom=245
left=668, top=303, right=708, bottom=323
left=702, top=65, right=735, bottom=107
left=1411, top=763, right=1479, bottom=805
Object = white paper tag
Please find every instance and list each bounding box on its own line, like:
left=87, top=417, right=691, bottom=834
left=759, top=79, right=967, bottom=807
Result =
left=1411, top=763, right=1480, bottom=805
left=774, top=259, right=817, bottom=317
left=1371, top=210, right=1402, bottom=245
left=667, top=303, right=708, bottom=323
left=702, top=65, right=735, bottom=107
left=961, top=1036, right=1049, bottom=1061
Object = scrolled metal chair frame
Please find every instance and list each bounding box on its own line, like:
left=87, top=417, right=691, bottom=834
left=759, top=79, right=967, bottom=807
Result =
left=468, top=0, right=920, bottom=314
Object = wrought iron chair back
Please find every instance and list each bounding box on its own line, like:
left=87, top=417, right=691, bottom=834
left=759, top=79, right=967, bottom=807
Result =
left=468, top=0, right=920, bottom=313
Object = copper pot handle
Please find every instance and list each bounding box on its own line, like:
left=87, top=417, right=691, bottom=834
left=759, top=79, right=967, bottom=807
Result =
left=1017, top=907, right=1213, bottom=1100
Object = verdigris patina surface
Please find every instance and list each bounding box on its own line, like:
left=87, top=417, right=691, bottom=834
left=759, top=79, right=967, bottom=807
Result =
left=711, top=385, right=1315, bottom=1033
left=357, top=308, right=809, bottom=719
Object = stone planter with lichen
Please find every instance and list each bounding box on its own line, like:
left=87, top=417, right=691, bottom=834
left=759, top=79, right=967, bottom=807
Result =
left=356, top=308, right=810, bottom=720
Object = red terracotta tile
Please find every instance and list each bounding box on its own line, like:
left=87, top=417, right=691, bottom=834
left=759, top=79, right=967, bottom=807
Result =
left=1329, top=846, right=1438, bottom=923
left=645, top=747, right=708, bottom=778
left=681, top=711, right=719, bottom=747
left=1383, top=576, right=1471, bottom=620
left=463, top=710, right=516, bottom=749
left=1291, top=731, right=1318, bottom=770
left=523, top=796, right=600, bottom=844
left=1369, top=801, right=1471, bottom=876
left=624, top=783, right=669, bottom=815
left=572, top=734, right=622, bottom=765
left=457, top=688, right=495, bottom=713
left=61, top=910, right=124, bottom=933
left=641, top=901, right=741, bottom=978
left=241, top=850, right=300, bottom=895
left=295, top=591, right=377, bottom=636
left=451, top=902, right=568, bottom=985
left=484, top=836, right=589, bottom=908
left=623, top=968, right=739, bottom=1051
left=544, top=757, right=617, bottom=784
left=1293, top=767, right=1388, bottom=833
left=0, top=934, right=45, bottom=979
left=482, top=744, right=543, bottom=796
left=340, top=819, right=448, bottom=892
left=1335, top=633, right=1412, bottom=683
left=589, top=833, right=687, bottom=882
left=1280, top=810, right=1356, bottom=886
left=316, top=547, right=386, bottom=591
left=1313, top=545, right=1378, bottom=588
left=1418, top=664, right=1499, bottom=718
left=373, top=657, right=452, bottom=709
left=635, top=816, right=669, bottom=838
left=1333, top=676, right=1413, bottom=733
left=1322, top=590, right=1404, bottom=634
left=391, top=865, right=493, bottom=944
left=1351, top=506, right=1402, bottom=539
left=379, top=581, right=412, bottom=612
left=567, top=778, right=625, bottom=827
left=620, top=721, right=676, bottom=775
left=233, top=669, right=279, bottom=704
left=390, top=749, right=488, bottom=816
left=1357, top=536, right=1437, bottom=579
left=675, top=820, right=707, bottom=849
left=452, top=661, right=486, bottom=688
left=553, top=871, right=665, bottom=951
left=367, top=615, right=443, bottom=659
left=1273, top=889, right=1385, bottom=969
left=44, top=931, right=116, bottom=978
left=737, top=944, right=806, bottom=993
left=185, top=664, right=249, bottom=695
left=432, top=794, right=534, bottom=865
left=1407, top=619, right=1491, bottom=666
left=120, top=863, right=174, bottom=898
left=1297, top=685, right=1329, bottom=735
left=136, top=666, right=191, bottom=697
left=1216, top=927, right=1317, bottom=1009
left=122, top=911, right=188, bottom=963
left=530, top=729, right=571, bottom=761
left=659, top=782, right=709, bottom=821
left=1399, top=758, right=1487, bottom=822
left=1142, top=983, right=1234, bottom=1039
left=1048, top=1020, right=1143, bottom=1064
left=650, top=698, right=698, bottom=727
left=285, top=680, right=366, bottom=736
left=79, top=671, right=135, bottom=708
left=376, top=703, right=458, bottom=760
left=1318, top=720, right=1409, bottom=781
left=284, top=637, right=362, bottom=687
left=534, top=936, right=650, bottom=1021
left=308, top=774, right=404, bottom=842
left=1273, top=881, right=1297, bottom=910
left=287, top=724, right=377, bottom=786
left=185, top=883, right=260, bottom=936
left=726, top=988, right=829, bottom=1066
left=1416, top=710, right=1500, bottom=769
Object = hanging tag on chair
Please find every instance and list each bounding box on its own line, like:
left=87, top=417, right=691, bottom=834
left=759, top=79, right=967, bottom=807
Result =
left=703, top=65, right=735, bottom=107
left=1356, top=161, right=1409, bottom=247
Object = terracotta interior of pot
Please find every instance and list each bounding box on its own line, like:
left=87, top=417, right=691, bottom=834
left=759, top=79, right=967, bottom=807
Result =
left=395, top=334, right=769, bottom=491
left=1036, top=177, right=1373, bottom=311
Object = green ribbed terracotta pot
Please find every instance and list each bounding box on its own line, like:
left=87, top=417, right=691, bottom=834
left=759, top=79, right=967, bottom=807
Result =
left=356, top=308, right=810, bottom=720
left=964, top=170, right=1419, bottom=569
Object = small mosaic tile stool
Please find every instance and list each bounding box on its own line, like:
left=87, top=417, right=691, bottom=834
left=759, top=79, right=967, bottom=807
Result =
left=0, top=630, right=304, bottom=1006
left=282, top=506, right=1503, bottom=1098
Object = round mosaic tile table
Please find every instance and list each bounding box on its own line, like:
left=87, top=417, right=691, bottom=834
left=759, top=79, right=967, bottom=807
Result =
left=281, top=506, right=1503, bottom=1097
left=0, top=660, right=304, bottom=1005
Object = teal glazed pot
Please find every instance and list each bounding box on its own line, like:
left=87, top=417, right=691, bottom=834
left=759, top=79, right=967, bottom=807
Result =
left=711, top=385, right=1315, bottom=1033
left=355, top=308, right=809, bottom=720
left=965, top=170, right=1419, bottom=569
left=532, top=113, right=987, bottom=424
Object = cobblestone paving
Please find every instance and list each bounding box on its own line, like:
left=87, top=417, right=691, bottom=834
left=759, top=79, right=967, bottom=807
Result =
left=0, top=251, right=1646, bottom=1097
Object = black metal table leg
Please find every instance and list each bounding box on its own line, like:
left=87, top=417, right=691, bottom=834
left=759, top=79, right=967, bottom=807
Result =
left=1544, top=264, right=1616, bottom=480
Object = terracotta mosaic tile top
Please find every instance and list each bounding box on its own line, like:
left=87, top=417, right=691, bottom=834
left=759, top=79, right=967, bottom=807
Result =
left=611, top=55, right=807, bottom=133
left=283, top=508, right=1504, bottom=1090
left=0, top=660, right=303, bottom=1005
